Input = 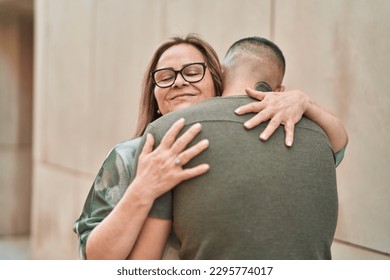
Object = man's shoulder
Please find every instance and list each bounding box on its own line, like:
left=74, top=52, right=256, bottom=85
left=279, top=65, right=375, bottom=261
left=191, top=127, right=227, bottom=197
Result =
left=147, top=96, right=252, bottom=134
left=154, top=95, right=251, bottom=123
left=147, top=96, right=328, bottom=140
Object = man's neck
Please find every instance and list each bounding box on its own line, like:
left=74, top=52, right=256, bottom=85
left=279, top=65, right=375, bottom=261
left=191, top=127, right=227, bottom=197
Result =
left=221, top=83, right=251, bottom=97
left=221, top=90, right=245, bottom=97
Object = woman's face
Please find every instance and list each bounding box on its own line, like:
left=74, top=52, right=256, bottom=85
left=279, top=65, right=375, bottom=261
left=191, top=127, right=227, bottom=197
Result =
left=153, top=44, right=216, bottom=115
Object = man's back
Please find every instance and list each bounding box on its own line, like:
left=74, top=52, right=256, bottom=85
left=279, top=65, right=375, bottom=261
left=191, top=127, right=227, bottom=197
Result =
left=143, top=95, right=338, bottom=259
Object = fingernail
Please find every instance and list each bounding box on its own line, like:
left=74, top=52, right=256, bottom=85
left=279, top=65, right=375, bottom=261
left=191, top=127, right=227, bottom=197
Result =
left=235, top=108, right=241, bottom=114
left=244, top=122, right=250, bottom=128
left=194, top=123, right=202, bottom=129
left=202, top=139, right=209, bottom=146
left=286, top=140, right=292, bottom=147
left=260, top=133, right=267, bottom=140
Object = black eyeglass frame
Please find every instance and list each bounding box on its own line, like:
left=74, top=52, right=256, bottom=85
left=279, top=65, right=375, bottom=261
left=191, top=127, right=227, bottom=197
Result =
left=151, top=62, right=207, bottom=88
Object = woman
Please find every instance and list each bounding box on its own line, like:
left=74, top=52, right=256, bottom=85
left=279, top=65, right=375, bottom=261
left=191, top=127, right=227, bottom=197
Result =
left=74, top=34, right=223, bottom=260
left=74, top=34, right=347, bottom=259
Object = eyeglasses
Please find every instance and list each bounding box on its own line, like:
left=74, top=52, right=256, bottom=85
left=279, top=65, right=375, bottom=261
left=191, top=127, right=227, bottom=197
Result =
left=151, top=62, right=207, bottom=88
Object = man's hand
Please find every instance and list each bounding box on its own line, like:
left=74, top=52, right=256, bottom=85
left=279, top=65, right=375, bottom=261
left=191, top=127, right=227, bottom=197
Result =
left=235, top=88, right=309, bottom=147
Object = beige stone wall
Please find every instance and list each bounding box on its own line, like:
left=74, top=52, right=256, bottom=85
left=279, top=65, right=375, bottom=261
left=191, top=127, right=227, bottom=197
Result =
left=0, top=5, right=33, bottom=236
left=273, top=0, right=390, bottom=259
left=1, top=0, right=388, bottom=259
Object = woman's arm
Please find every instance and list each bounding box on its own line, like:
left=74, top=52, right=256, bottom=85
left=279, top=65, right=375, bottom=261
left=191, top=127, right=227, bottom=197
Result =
left=303, top=94, right=348, bottom=153
left=127, top=217, right=172, bottom=260
left=85, top=177, right=158, bottom=259
left=73, top=140, right=137, bottom=259
left=84, top=118, right=209, bottom=259
left=235, top=88, right=348, bottom=153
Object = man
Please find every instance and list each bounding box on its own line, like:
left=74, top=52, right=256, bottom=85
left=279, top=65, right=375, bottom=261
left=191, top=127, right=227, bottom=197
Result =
left=131, top=37, right=340, bottom=259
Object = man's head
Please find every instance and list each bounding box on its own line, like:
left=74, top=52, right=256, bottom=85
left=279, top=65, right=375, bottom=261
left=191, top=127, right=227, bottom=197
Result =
left=222, top=36, right=286, bottom=93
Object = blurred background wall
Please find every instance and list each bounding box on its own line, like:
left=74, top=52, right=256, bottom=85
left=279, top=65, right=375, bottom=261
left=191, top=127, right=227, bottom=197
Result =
left=0, top=0, right=389, bottom=259
left=0, top=0, right=33, bottom=257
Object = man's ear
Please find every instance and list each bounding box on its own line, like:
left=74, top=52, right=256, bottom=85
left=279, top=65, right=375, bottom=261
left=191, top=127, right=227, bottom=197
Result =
left=275, top=85, right=285, bottom=92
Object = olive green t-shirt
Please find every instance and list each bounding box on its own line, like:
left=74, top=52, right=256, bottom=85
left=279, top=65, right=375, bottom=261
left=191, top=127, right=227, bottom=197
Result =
left=137, top=95, right=338, bottom=260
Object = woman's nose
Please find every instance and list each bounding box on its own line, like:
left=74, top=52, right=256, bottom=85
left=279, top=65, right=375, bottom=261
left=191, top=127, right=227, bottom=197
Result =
left=172, top=73, right=189, bottom=88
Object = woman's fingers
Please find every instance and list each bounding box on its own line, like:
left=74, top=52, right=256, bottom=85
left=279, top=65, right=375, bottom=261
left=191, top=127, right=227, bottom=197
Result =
left=176, top=139, right=209, bottom=166
left=159, top=118, right=203, bottom=155
left=140, top=133, right=155, bottom=156
left=174, top=138, right=210, bottom=182
left=234, top=89, right=306, bottom=146
left=235, top=88, right=266, bottom=116
left=170, top=123, right=203, bottom=153
left=258, top=115, right=295, bottom=147
left=160, top=118, right=186, bottom=148
left=284, top=121, right=295, bottom=147
left=245, top=87, right=266, bottom=100
left=151, top=119, right=207, bottom=166
left=136, top=122, right=210, bottom=198
left=235, top=101, right=266, bottom=116
left=179, top=164, right=210, bottom=181
left=259, top=117, right=281, bottom=141
left=242, top=108, right=269, bottom=129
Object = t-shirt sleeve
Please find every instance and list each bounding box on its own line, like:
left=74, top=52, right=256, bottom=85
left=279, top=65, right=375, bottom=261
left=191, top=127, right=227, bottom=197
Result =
left=334, top=143, right=347, bottom=167
left=73, top=141, right=136, bottom=259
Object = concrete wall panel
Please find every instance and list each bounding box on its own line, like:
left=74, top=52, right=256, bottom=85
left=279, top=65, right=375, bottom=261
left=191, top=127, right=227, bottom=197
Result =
left=0, top=13, right=33, bottom=145
left=274, top=0, right=390, bottom=256
left=33, top=0, right=94, bottom=173
left=332, top=241, right=390, bottom=260
left=0, top=15, right=19, bottom=145
left=165, top=0, right=271, bottom=59
left=31, top=162, right=92, bottom=259
left=0, top=9, right=33, bottom=235
left=85, top=0, right=166, bottom=175
left=0, top=147, right=31, bottom=234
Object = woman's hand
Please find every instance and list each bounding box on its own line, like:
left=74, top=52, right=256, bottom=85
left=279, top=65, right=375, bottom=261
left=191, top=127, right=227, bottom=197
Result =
left=235, top=88, right=309, bottom=147
left=134, top=118, right=210, bottom=200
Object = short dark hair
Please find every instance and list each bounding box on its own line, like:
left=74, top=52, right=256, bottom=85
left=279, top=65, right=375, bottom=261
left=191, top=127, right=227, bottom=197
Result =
left=224, top=36, right=285, bottom=77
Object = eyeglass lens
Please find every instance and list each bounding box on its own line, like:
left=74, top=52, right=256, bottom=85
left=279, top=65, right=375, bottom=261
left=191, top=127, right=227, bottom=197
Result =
left=153, top=63, right=205, bottom=88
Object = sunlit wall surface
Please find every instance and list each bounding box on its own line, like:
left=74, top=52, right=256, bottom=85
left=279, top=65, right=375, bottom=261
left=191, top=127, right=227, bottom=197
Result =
left=0, top=0, right=388, bottom=259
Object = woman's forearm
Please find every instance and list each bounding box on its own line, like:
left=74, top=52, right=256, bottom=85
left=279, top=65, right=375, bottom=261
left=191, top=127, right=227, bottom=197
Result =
left=304, top=95, right=348, bottom=153
left=85, top=120, right=210, bottom=259
left=85, top=179, right=155, bottom=260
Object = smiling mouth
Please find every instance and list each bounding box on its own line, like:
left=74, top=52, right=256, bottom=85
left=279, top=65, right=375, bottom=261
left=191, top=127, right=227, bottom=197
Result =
left=171, top=93, right=196, bottom=100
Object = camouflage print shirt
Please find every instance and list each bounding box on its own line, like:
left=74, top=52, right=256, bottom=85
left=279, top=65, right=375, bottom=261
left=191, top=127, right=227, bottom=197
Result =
left=73, top=137, right=141, bottom=259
